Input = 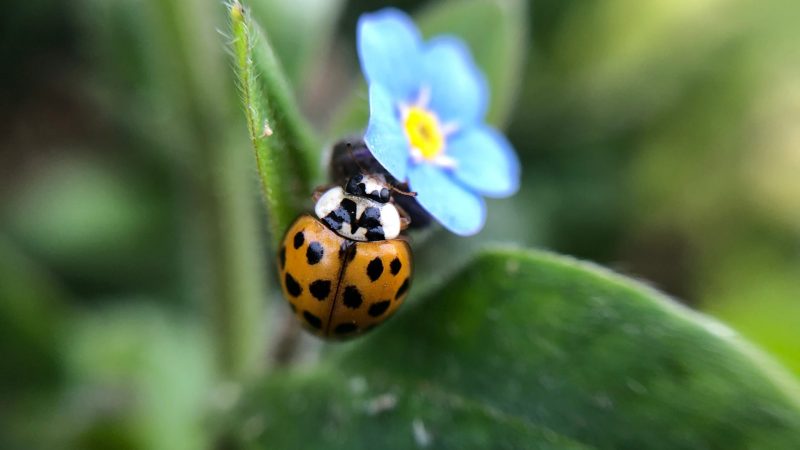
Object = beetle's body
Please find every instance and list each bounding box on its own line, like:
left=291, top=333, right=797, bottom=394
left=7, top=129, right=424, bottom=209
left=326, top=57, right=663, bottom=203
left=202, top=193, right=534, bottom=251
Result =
left=278, top=175, right=412, bottom=339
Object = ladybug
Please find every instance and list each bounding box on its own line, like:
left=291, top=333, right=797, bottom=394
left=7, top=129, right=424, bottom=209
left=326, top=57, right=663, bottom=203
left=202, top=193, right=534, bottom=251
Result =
left=277, top=173, right=413, bottom=339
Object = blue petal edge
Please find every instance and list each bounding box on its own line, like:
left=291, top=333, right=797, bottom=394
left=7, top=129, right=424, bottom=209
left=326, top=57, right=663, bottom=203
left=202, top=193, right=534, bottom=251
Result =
left=357, top=8, right=422, bottom=102
left=364, top=83, right=410, bottom=182
left=422, top=36, right=489, bottom=127
left=447, top=125, right=520, bottom=198
left=408, top=163, right=486, bottom=236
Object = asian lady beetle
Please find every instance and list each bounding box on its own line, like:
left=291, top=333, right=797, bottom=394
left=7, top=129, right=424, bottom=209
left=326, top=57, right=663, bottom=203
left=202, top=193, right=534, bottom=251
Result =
left=277, top=173, right=413, bottom=339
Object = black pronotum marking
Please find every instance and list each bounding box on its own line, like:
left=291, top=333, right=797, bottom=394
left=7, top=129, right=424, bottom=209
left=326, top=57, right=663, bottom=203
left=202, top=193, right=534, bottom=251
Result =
left=285, top=273, right=302, bottom=297
left=303, top=311, right=322, bottom=329
left=306, top=241, right=324, bottom=265
left=359, top=207, right=385, bottom=241
left=334, top=322, right=358, bottom=335
left=279, top=246, right=286, bottom=270
left=368, top=300, right=391, bottom=317
left=323, top=198, right=386, bottom=242
left=293, top=231, right=305, bottom=249
left=323, top=198, right=357, bottom=231
left=389, top=257, right=401, bottom=275
left=395, top=278, right=409, bottom=300
left=309, top=279, right=331, bottom=300
left=366, top=257, right=384, bottom=282
left=343, top=285, right=363, bottom=309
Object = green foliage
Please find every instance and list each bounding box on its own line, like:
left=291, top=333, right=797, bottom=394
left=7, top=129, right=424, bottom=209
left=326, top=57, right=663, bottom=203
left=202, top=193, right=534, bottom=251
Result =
left=3, top=0, right=800, bottom=449
left=1, top=158, right=168, bottom=286
left=0, top=238, right=66, bottom=449
left=237, top=249, right=800, bottom=448
left=64, top=305, right=216, bottom=450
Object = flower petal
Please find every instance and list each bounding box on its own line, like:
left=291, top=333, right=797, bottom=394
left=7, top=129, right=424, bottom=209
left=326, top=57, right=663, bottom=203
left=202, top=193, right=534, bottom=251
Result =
left=447, top=126, right=520, bottom=198
left=422, top=36, right=488, bottom=127
left=364, top=83, right=409, bottom=181
left=357, top=8, right=422, bottom=102
left=408, top=163, right=486, bottom=236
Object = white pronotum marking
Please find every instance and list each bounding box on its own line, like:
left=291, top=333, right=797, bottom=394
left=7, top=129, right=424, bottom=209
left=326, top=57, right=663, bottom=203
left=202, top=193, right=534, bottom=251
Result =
left=314, top=187, right=400, bottom=241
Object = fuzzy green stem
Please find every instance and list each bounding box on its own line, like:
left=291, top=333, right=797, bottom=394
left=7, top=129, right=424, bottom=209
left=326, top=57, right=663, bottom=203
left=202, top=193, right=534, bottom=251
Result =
left=230, top=0, right=318, bottom=245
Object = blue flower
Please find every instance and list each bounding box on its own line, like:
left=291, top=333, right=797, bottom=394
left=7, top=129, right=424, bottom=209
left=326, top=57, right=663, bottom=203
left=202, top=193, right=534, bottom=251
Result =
left=357, top=8, right=520, bottom=236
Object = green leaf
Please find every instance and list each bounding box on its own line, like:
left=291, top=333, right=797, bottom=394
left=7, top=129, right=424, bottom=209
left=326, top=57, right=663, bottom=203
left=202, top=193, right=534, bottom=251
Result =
left=238, top=248, right=800, bottom=448
left=229, top=1, right=318, bottom=242
left=64, top=304, right=216, bottom=450
left=329, top=0, right=527, bottom=136
left=1, top=157, right=164, bottom=281
left=0, top=235, right=65, bottom=411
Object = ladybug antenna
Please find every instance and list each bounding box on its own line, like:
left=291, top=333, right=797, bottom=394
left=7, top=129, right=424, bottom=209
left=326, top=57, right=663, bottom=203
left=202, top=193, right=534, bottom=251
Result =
left=390, top=184, right=417, bottom=197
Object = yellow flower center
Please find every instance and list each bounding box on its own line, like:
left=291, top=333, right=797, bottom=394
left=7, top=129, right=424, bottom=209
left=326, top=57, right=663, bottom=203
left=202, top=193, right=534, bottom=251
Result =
left=404, top=106, right=445, bottom=160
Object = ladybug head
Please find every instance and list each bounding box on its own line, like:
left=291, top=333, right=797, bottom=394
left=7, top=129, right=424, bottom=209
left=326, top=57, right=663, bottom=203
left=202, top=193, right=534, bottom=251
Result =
left=345, top=173, right=391, bottom=203
left=329, top=136, right=432, bottom=229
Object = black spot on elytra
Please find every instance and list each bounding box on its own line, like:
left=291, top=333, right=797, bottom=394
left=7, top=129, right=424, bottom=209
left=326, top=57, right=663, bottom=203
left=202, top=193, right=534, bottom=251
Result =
left=343, top=286, right=363, bottom=309
left=306, top=241, right=324, bottom=265
left=285, top=273, right=302, bottom=297
left=338, top=240, right=358, bottom=263
left=309, top=279, right=331, bottom=300
left=348, top=245, right=358, bottom=261
left=366, top=257, right=383, bottom=281
left=334, top=322, right=358, bottom=335
left=289, top=303, right=296, bottom=313
left=279, top=246, right=286, bottom=270
left=303, top=311, right=322, bottom=329
left=390, top=257, right=401, bottom=275
left=293, top=231, right=304, bottom=249
left=368, top=300, right=391, bottom=317
left=395, top=277, right=409, bottom=300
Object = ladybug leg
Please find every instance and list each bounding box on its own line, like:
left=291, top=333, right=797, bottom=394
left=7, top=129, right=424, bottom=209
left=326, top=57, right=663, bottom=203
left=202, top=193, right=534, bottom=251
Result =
left=311, top=184, right=337, bottom=202
left=394, top=202, right=412, bottom=231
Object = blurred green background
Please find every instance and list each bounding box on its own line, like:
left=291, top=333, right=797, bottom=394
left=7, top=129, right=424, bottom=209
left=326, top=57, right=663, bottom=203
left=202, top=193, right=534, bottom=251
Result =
left=1, top=0, right=798, bottom=449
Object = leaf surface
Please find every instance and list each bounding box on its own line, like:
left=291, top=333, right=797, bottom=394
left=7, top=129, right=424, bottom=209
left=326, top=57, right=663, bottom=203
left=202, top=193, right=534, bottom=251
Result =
left=239, top=248, right=800, bottom=449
